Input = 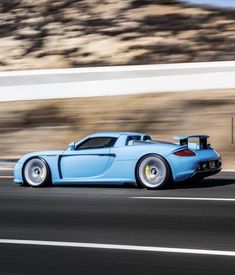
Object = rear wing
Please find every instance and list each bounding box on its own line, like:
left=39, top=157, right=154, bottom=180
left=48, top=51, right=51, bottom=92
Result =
left=173, top=135, right=209, bottom=149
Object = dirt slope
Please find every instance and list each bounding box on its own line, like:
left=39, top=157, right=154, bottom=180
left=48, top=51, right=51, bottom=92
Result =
left=0, top=0, right=235, bottom=71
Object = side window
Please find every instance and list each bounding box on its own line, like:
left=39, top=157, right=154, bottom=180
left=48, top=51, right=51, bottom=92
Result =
left=76, top=137, right=117, bottom=150
left=126, top=135, right=141, bottom=145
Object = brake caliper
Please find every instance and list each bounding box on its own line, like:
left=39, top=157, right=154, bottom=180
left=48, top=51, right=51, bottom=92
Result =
left=145, top=165, right=151, bottom=180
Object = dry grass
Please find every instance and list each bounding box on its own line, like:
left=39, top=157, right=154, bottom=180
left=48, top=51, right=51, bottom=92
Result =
left=0, top=0, right=235, bottom=71
left=0, top=89, right=235, bottom=168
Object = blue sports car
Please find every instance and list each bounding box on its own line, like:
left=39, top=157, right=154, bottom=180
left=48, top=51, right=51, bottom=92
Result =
left=14, top=132, right=221, bottom=190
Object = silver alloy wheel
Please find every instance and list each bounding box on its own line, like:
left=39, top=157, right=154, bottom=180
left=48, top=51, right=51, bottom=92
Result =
left=24, top=158, right=48, bottom=187
left=138, top=156, right=167, bottom=188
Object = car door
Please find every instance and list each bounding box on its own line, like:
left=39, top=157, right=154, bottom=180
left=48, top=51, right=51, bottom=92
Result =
left=59, top=137, right=117, bottom=180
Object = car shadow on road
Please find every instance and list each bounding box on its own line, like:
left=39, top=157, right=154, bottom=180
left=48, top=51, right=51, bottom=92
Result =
left=51, top=178, right=235, bottom=190
left=55, top=183, right=137, bottom=189
left=167, top=178, right=235, bottom=190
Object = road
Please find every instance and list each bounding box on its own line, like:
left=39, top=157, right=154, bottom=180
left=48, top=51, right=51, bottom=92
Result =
left=0, top=171, right=235, bottom=274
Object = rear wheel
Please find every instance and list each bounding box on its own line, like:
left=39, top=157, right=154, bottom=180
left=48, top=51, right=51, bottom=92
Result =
left=136, top=154, right=170, bottom=190
left=23, top=158, right=51, bottom=187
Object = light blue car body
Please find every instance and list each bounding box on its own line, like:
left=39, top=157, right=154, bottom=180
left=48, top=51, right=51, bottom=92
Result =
left=14, top=132, right=221, bottom=186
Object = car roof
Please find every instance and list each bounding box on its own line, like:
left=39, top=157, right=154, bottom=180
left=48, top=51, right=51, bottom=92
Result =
left=89, top=132, right=146, bottom=138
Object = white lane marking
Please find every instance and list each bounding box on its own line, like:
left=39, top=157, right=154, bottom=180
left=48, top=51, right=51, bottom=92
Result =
left=0, top=176, right=13, bottom=179
left=0, top=239, right=235, bottom=257
left=0, top=168, right=14, bottom=171
left=132, top=197, right=235, bottom=202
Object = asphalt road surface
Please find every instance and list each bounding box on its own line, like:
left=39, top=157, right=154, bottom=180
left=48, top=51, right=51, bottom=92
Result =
left=1, top=171, right=235, bottom=274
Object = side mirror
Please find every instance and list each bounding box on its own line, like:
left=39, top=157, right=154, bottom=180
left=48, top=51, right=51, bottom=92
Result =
left=67, top=141, right=76, bottom=151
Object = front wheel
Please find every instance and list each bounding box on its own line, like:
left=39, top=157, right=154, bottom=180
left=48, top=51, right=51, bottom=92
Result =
left=23, top=158, right=51, bottom=187
left=136, top=154, right=170, bottom=190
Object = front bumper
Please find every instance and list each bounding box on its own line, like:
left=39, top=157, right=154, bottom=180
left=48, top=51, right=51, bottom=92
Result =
left=14, top=161, right=24, bottom=184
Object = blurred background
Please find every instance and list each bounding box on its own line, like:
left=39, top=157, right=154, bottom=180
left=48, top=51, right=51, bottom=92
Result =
left=0, top=0, right=235, bottom=70
left=0, top=0, right=235, bottom=167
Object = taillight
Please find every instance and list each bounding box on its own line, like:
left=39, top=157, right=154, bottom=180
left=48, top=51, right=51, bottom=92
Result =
left=174, top=149, right=196, bottom=157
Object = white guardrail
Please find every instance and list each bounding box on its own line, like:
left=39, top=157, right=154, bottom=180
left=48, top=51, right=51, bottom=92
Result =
left=0, top=61, right=235, bottom=101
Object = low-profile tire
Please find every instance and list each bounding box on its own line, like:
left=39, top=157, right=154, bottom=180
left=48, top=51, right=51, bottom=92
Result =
left=23, top=157, right=51, bottom=187
left=136, top=154, right=171, bottom=190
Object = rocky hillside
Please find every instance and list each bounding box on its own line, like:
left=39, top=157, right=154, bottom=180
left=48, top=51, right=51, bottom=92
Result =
left=0, top=0, right=235, bottom=71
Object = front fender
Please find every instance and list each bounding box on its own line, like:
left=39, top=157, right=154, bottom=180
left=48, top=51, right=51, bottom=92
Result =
left=14, top=150, right=64, bottom=184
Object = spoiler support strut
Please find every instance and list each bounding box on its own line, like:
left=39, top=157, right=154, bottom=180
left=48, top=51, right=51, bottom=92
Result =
left=174, top=135, right=209, bottom=149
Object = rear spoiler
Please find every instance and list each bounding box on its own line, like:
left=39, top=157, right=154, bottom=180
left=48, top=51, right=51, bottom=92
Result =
left=173, top=135, right=209, bottom=149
